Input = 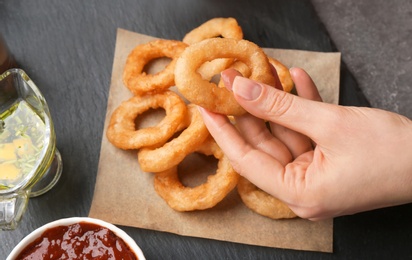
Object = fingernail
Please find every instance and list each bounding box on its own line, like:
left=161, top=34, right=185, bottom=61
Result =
left=221, top=71, right=233, bottom=91
left=233, top=77, right=262, bottom=101
left=197, top=105, right=206, bottom=114
left=221, top=68, right=242, bottom=91
left=289, top=67, right=298, bottom=77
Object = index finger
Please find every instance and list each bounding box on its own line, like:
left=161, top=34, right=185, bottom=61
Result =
left=198, top=107, right=287, bottom=194
left=269, top=67, right=322, bottom=158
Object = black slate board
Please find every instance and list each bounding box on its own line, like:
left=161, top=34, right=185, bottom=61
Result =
left=2, top=0, right=412, bottom=259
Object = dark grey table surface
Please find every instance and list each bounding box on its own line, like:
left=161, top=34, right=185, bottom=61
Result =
left=1, top=0, right=411, bottom=259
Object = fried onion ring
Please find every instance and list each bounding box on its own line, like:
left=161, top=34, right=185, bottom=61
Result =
left=153, top=137, right=240, bottom=211
left=123, top=39, right=188, bottom=95
left=183, top=17, right=243, bottom=44
left=175, top=38, right=277, bottom=115
left=268, top=57, right=294, bottom=93
left=137, top=104, right=210, bottom=173
left=237, top=176, right=297, bottom=219
left=106, top=91, right=187, bottom=149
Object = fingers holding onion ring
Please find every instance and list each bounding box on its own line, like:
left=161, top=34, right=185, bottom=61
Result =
left=153, top=137, right=240, bottom=211
left=175, top=38, right=277, bottom=116
left=109, top=17, right=300, bottom=218
left=138, top=104, right=210, bottom=173
left=123, top=39, right=188, bottom=95
left=237, top=176, right=297, bottom=219
left=106, top=91, right=187, bottom=150
left=220, top=58, right=293, bottom=92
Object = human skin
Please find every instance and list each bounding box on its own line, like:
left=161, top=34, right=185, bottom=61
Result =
left=199, top=67, right=412, bottom=220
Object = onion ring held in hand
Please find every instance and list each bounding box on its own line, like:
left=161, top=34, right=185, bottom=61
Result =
left=183, top=17, right=243, bottom=44
left=153, top=137, right=240, bottom=211
left=138, top=104, right=210, bottom=173
left=175, top=38, right=277, bottom=116
left=123, top=39, right=188, bottom=95
left=106, top=91, right=187, bottom=150
left=237, top=176, right=297, bottom=219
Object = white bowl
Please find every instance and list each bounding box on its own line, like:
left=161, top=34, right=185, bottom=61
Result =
left=7, top=217, right=145, bottom=260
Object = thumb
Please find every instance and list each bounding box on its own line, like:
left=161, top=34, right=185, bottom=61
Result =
left=232, top=76, right=338, bottom=141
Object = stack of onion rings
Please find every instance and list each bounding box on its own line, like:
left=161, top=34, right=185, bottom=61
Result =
left=107, top=17, right=296, bottom=217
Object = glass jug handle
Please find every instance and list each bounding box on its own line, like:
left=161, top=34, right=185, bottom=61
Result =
left=0, top=190, right=29, bottom=230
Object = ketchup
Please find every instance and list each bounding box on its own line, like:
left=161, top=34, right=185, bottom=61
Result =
left=15, top=222, right=138, bottom=260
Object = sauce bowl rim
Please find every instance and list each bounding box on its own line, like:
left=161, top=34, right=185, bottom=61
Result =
left=6, top=216, right=145, bottom=260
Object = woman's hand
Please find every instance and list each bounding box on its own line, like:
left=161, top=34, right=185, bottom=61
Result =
left=199, top=67, right=412, bottom=220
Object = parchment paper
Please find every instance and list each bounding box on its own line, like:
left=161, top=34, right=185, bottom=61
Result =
left=89, top=28, right=341, bottom=253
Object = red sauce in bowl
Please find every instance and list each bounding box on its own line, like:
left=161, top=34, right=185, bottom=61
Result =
left=15, top=222, right=138, bottom=260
